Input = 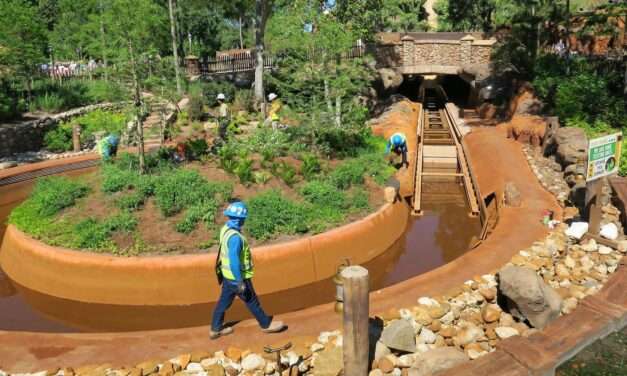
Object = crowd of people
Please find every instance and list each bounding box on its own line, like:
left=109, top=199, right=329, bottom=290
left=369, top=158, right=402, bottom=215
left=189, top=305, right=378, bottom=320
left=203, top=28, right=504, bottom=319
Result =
left=40, top=59, right=103, bottom=79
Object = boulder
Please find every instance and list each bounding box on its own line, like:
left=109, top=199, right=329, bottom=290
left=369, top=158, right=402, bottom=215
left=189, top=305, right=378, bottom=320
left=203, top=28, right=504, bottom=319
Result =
left=515, top=96, right=543, bottom=116
left=241, top=354, right=265, bottom=372
left=553, top=127, right=587, bottom=168
left=377, top=68, right=404, bottom=93
left=408, top=348, right=468, bottom=376
left=313, top=346, right=343, bottom=376
left=504, top=182, right=522, bottom=207
left=381, top=319, right=417, bottom=353
left=498, top=266, right=562, bottom=329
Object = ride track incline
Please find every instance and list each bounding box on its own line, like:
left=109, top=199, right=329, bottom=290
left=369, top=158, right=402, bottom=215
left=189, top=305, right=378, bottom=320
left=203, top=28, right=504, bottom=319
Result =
left=0, top=120, right=562, bottom=372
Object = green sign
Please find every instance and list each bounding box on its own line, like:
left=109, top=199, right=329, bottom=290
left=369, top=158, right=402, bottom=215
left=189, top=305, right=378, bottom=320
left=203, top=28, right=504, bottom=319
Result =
left=587, top=133, right=623, bottom=181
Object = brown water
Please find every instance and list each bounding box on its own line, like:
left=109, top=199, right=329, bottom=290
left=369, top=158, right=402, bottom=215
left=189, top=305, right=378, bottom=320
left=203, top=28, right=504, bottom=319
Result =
left=0, top=175, right=479, bottom=333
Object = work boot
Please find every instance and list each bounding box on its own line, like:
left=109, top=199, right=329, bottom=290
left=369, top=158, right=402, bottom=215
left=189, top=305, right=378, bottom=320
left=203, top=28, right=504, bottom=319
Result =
left=210, top=326, right=233, bottom=340
left=261, top=320, right=287, bottom=333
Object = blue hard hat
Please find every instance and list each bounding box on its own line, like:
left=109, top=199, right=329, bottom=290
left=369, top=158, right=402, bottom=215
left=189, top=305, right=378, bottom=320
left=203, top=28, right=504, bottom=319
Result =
left=391, top=133, right=405, bottom=146
left=108, top=135, right=120, bottom=147
left=224, top=201, right=248, bottom=219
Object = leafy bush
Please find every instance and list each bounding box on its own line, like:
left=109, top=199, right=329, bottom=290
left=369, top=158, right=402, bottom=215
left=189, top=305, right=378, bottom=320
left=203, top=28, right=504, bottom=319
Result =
left=329, top=159, right=365, bottom=189
left=359, top=152, right=396, bottom=185
left=44, top=124, right=73, bottom=152
left=9, top=176, right=89, bottom=236
left=115, top=192, right=146, bottom=211
left=84, top=80, right=126, bottom=103
left=301, top=153, right=321, bottom=180
left=71, top=212, right=137, bottom=250
left=218, top=143, right=238, bottom=173
left=176, top=201, right=219, bottom=234
left=29, top=92, right=65, bottom=113
left=253, top=170, right=272, bottom=185
left=349, top=188, right=370, bottom=211
left=246, top=190, right=309, bottom=240
left=232, top=89, right=255, bottom=112
left=201, top=81, right=236, bottom=107
left=301, top=180, right=347, bottom=209
left=188, top=93, right=205, bottom=121
left=185, top=138, right=209, bottom=160
left=234, top=159, right=254, bottom=185
left=271, top=161, right=298, bottom=186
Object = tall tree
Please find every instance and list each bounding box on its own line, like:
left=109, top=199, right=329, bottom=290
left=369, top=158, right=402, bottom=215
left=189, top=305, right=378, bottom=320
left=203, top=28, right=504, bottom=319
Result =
left=0, top=0, right=47, bottom=102
left=254, top=0, right=272, bottom=110
left=168, top=0, right=182, bottom=95
left=103, top=0, right=167, bottom=173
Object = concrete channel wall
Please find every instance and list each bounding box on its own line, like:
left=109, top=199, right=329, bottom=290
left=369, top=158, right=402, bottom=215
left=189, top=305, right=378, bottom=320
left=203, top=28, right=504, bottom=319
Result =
left=0, top=100, right=419, bottom=307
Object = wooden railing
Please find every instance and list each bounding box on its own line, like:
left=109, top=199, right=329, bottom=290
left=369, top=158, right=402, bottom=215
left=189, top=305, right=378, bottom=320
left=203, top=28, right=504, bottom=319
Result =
left=199, top=43, right=367, bottom=76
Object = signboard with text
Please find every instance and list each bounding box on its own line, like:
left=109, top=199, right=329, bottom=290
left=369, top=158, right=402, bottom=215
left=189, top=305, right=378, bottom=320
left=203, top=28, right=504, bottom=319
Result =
left=586, top=133, right=623, bottom=182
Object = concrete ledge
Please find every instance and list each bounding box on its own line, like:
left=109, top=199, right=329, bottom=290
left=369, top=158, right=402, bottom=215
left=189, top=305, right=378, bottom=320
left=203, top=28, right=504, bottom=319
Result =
left=0, top=201, right=408, bottom=306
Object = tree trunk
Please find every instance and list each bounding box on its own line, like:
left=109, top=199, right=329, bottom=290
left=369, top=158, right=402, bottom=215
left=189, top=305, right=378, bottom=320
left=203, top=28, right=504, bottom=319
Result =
left=254, top=0, right=267, bottom=114
left=128, top=38, right=145, bottom=174
left=335, top=96, right=342, bottom=127
left=168, top=0, right=182, bottom=95
left=99, top=0, right=108, bottom=81
left=239, top=15, right=244, bottom=49
left=324, top=78, right=333, bottom=113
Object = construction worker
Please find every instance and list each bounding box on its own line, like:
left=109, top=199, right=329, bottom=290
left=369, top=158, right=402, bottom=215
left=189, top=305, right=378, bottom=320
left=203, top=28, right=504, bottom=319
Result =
left=210, top=201, right=287, bottom=339
left=217, top=93, right=230, bottom=141
left=97, top=134, right=119, bottom=162
left=385, top=132, right=409, bottom=168
left=265, top=92, right=283, bottom=129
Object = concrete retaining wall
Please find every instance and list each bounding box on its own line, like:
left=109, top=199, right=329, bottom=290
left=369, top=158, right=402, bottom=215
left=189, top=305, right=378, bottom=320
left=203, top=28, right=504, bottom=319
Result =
left=0, top=201, right=408, bottom=306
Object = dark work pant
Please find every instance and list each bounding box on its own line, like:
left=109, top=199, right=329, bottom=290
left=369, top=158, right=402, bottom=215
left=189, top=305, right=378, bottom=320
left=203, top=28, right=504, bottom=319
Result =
left=211, top=279, right=272, bottom=331
left=218, top=118, right=229, bottom=141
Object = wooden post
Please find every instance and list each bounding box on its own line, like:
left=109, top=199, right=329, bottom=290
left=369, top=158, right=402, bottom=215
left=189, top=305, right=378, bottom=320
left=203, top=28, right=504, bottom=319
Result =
left=586, top=178, right=604, bottom=235
left=341, top=266, right=369, bottom=376
left=72, top=124, right=81, bottom=152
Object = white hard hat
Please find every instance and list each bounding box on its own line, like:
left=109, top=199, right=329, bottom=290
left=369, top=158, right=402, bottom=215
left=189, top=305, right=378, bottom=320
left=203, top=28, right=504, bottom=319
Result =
left=217, top=93, right=226, bottom=100
left=268, top=93, right=278, bottom=101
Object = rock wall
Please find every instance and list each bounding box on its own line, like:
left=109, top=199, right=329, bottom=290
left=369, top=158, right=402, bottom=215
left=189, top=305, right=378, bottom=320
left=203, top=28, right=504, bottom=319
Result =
left=0, top=102, right=126, bottom=158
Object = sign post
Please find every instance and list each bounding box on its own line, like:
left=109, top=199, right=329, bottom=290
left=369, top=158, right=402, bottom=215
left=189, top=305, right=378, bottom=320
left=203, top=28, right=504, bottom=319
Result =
left=585, top=133, right=623, bottom=234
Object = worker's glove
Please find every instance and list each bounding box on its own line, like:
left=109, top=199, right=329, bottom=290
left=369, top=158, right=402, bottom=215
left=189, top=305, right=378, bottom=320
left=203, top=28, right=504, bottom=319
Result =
left=236, top=281, right=246, bottom=295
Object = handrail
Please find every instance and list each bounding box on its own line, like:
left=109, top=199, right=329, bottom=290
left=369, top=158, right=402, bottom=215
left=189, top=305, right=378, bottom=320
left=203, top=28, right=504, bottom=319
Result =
left=412, top=104, right=425, bottom=215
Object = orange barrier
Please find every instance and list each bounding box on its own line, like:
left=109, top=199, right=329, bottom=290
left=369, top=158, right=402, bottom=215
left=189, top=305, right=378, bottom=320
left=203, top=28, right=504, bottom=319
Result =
left=0, top=201, right=408, bottom=306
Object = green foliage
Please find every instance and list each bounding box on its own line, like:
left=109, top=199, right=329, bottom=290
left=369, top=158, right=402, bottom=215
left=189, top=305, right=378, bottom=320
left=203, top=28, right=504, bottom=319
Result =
left=329, top=159, right=366, bottom=189
left=9, top=176, right=89, bottom=236
left=253, top=170, right=272, bottom=185
left=234, top=159, right=254, bottom=185
left=185, top=138, right=209, bottom=160
left=30, top=93, right=65, bottom=113
left=200, top=81, right=236, bottom=107
left=301, top=153, right=321, bottom=180
left=246, top=190, right=309, bottom=240
left=359, top=152, right=397, bottom=185
left=271, top=161, right=298, bottom=187
left=218, top=142, right=238, bottom=173
left=176, top=201, right=219, bottom=234
left=301, top=180, right=348, bottom=209
left=115, top=191, right=146, bottom=211
left=70, top=212, right=138, bottom=250
left=188, top=93, right=205, bottom=121
left=44, top=124, right=73, bottom=152
left=349, top=188, right=370, bottom=211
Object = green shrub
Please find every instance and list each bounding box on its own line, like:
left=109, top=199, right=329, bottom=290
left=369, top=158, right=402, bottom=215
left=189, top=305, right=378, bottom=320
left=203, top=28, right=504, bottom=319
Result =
left=301, top=180, right=347, bottom=209
left=201, top=81, right=236, bottom=107
left=246, top=190, right=309, bottom=240
left=349, top=188, right=370, bottom=211
left=271, top=161, right=298, bottom=186
left=359, top=152, right=396, bottom=185
left=185, top=138, right=209, bottom=160
left=218, top=143, right=238, bottom=173
left=175, top=201, right=219, bottom=234
left=235, top=159, right=254, bottom=185
left=101, top=164, right=138, bottom=193
left=253, top=170, right=272, bottom=185
left=30, top=93, right=65, bottom=113
left=188, top=94, right=205, bottom=121
left=115, top=192, right=146, bottom=211
left=43, top=124, right=73, bottom=152
left=72, top=212, right=137, bottom=250
left=329, top=159, right=365, bottom=189
left=301, top=153, right=321, bottom=180
left=84, top=80, right=126, bottom=103
left=9, top=176, right=89, bottom=236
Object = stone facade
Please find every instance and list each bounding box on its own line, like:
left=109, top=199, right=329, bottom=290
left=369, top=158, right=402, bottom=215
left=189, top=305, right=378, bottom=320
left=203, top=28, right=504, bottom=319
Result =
left=0, top=102, right=126, bottom=158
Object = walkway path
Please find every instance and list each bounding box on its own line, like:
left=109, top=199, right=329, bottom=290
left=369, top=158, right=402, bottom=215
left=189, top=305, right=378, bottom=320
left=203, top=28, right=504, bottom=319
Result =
left=0, top=126, right=561, bottom=372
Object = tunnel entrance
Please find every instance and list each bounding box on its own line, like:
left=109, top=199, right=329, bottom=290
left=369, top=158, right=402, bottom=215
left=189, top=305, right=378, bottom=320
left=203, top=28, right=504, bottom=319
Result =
left=440, top=75, right=473, bottom=108
left=397, top=75, right=424, bottom=101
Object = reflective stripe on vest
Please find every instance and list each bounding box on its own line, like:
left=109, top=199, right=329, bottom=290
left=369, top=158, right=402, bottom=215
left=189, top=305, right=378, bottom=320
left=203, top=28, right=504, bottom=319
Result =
left=219, top=225, right=254, bottom=280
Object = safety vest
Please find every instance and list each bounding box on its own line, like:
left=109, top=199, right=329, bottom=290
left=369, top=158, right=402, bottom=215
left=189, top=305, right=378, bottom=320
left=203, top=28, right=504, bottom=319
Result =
left=219, top=225, right=254, bottom=280
left=97, top=138, right=111, bottom=159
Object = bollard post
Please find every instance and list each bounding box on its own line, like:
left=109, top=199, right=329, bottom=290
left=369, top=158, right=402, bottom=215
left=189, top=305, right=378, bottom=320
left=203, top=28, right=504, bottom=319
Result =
left=72, top=124, right=81, bottom=152
left=341, top=265, right=369, bottom=376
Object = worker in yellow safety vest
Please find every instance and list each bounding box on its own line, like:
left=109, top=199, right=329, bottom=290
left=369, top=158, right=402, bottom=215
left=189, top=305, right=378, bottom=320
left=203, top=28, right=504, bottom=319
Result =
left=210, top=201, right=287, bottom=339
left=265, top=92, right=283, bottom=129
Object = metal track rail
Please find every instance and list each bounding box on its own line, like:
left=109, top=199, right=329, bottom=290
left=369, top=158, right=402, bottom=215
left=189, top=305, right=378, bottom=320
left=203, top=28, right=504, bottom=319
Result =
left=0, top=159, right=100, bottom=187
left=411, top=86, right=481, bottom=219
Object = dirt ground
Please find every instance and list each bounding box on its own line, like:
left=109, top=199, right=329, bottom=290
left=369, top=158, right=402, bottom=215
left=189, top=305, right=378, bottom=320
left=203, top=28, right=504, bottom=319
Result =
left=557, top=327, right=627, bottom=376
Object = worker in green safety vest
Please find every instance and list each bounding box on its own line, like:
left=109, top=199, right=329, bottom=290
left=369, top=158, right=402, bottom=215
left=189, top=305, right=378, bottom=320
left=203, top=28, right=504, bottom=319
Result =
left=210, top=201, right=287, bottom=339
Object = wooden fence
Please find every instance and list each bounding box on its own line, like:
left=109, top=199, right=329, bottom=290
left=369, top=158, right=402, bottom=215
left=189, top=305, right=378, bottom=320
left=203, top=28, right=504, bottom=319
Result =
left=199, top=43, right=367, bottom=77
